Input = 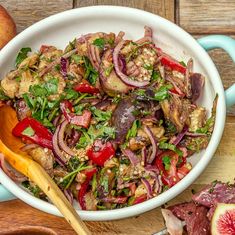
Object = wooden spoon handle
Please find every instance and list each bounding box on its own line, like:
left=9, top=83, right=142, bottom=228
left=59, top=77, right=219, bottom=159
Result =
left=0, top=140, right=91, bottom=235
left=28, top=162, right=91, bottom=235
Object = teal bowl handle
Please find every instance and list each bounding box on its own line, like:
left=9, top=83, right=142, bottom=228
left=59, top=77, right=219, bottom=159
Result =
left=197, top=35, right=235, bottom=108
left=0, top=184, right=16, bottom=201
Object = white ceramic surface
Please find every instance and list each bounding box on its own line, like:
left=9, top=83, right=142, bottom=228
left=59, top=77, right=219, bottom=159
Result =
left=0, top=6, right=226, bottom=221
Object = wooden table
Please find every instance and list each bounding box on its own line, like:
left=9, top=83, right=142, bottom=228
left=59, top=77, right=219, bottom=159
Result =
left=0, top=1, right=234, bottom=234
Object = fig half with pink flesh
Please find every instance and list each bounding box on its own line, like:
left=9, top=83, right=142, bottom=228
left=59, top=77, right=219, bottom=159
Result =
left=211, top=203, right=235, bottom=235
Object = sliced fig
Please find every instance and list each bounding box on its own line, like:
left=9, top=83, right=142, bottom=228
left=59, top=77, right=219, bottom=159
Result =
left=99, top=49, right=131, bottom=96
left=211, top=203, right=235, bottom=235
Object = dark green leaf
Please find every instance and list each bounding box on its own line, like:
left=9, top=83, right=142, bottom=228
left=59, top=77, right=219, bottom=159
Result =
left=126, top=120, right=141, bottom=140
left=15, top=47, right=32, bottom=67
left=154, top=85, right=172, bottom=101
left=65, top=89, right=79, bottom=100
left=0, top=88, right=9, bottom=101
left=44, top=78, right=58, bottom=95
left=179, top=61, right=186, bottom=67
left=93, top=38, right=105, bottom=49
left=91, top=107, right=112, bottom=122
left=29, top=85, right=48, bottom=97
left=159, top=142, right=183, bottom=157
left=162, top=155, right=171, bottom=171
left=151, top=70, right=161, bottom=81
left=104, top=64, right=114, bottom=76
left=71, top=54, right=83, bottom=64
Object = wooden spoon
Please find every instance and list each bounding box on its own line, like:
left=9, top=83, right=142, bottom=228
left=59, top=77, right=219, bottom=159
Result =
left=0, top=105, right=91, bottom=235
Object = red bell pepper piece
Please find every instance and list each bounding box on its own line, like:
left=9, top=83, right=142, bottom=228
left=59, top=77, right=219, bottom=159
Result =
left=74, top=83, right=99, bottom=94
left=160, top=56, right=186, bottom=74
left=133, top=194, right=147, bottom=205
left=78, top=167, right=97, bottom=210
left=12, top=117, right=53, bottom=149
left=60, top=101, right=91, bottom=128
left=169, top=88, right=185, bottom=97
left=155, top=150, right=185, bottom=187
left=86, top=140, right=115, bottom=166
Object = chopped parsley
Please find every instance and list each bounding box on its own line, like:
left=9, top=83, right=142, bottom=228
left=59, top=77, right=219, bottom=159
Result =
left=154, top=85, right=172, bottom=101
left=159, top=142, right=183, bottom=157
left=83, top=56, right=98, bottom=85
left=162, top=156, right=171, bottom=171
left=93, top=38, right=106, bottom=49
left=126, top=120, right=141, bottom=140
left=15, top=47, right=32, bottom=67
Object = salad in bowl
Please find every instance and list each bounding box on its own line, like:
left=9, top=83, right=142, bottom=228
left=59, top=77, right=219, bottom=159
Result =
left=0, top=26, right=216, bottom=211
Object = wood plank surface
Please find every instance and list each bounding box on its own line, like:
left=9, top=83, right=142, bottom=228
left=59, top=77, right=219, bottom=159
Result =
left=75, top=0, right=175, bottom=21
left=0, top=1, right=235, bottom=235
left=179, top=0, right=235, bottom=34
left=0, top=0, right=73, bottom=33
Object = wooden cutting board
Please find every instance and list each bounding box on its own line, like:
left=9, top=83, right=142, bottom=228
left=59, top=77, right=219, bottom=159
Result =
left=0, top=0, right=234, bottom=234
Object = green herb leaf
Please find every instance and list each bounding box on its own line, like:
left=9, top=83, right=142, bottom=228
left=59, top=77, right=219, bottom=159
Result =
left=126, top=120, right=141, bottom=140
left=93, top=38, right=105, bottom=49
left=65, top=89, right=79, bottom=100
left=60, top=164, right=91, bottom=189
left=15, top=47, right=32, bottom=67
left=71, top=54, right=83, bottom=64
left=104, top=64, right=114, bottom=76
left=29, top=85, right=48, bottom=97
left=143, top=64, right=153, bottom=70
left=162, top=155, right=171, bottom=171
left=151, top=70, right=161, bottom=81
left=83, top=56, right=98, bottom=85
left=0, top=88, right=9, bottom=101
left=179, top=61, right=186, bottom=67
left=91, top=107, right=112, bottom=122
left=44, top=78, right=58, bottom=94
left=159, top=142, right=183, bottom=157
left=154, top=85, right=172, bottom=101
left=22, top=126, right=35, bottom=137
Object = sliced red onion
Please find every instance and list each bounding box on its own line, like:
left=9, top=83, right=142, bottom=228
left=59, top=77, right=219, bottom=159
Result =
left=53, top=115, right=61, bottom=127
left=144, top=126, right=158, bottom=164
left=115, top=31, right=125, bottom=44
left=113, top=40, right=150, bottom=87
left=179, top=147, right=188, bottom=158
left=185, top=58, right=193, bottom=98
left=0, top=154, right=27, bottom=182
left=185, top=131, right=207, bottom=137
left=77, top=33, right=92, bottom=43
left=145, top=165, right=159, bottom=174
left=118, top=55, right=126, bottom=74
left=122, top=148, right=140, bottom=166
left=20, top=144, right=39, bottom=152
left=39, top=48, right=77, bottom=77
left=136, top=26, right=153, bottom=44
left=58, top=120, right=76, bottom=156
left=88, top=44, right=100, bottom=70
left=153, top=176, right=160, bottom=194
left=52, top=126, right=66, bottom=166
left=158, top=175, right=163, bottom=194
left=60, top=57, right=68, bottom=77
left=100, top=196, right=127, bottom=204
left=166, top=76, right=185, bottom=97
left=64, top=189, right=74, bottom=205
left=141, top=178, right=152, bottom=198
left=171, top=126, right=188, bottom=146
left=141, top=147, right=147, bottom=166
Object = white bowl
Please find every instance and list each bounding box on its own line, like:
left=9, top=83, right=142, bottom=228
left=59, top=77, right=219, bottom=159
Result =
left=0, top=6, right=229, bottom=221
